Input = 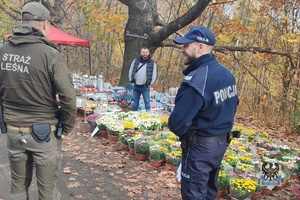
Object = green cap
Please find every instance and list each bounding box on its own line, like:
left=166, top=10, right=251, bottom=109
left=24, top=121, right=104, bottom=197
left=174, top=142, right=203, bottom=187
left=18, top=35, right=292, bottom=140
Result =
left=21, top=2, right=51, bottom=21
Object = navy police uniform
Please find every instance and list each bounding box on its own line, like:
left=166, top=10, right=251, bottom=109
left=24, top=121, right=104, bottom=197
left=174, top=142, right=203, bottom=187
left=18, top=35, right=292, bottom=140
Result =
left=168, top=53, right=239, bottom=200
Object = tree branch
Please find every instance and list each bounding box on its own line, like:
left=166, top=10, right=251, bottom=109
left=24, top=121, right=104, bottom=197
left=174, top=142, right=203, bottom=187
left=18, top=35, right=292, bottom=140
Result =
left=231, top=53, right=270, bottom=91
left=149, top=0, right=211, bottom=47
left=214, top=46, right=300, bottom=57
left=118, top=0, right=130, bottom=6
left=210, top=0, right=237, bottom=6
left=0, top=0, right=20, bottom=21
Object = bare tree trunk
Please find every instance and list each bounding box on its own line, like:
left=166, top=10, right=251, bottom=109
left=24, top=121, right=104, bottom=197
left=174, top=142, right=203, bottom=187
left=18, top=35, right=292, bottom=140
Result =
left=118, top=0, right=212, bottom=86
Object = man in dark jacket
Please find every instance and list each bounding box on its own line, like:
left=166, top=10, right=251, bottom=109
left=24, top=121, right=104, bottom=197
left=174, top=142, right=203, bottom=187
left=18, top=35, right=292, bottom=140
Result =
left=0, top=2, right=76, bottom=199
left=168, top=26, right=239, bottom=200
left=129, top=47, right=157, bottom=111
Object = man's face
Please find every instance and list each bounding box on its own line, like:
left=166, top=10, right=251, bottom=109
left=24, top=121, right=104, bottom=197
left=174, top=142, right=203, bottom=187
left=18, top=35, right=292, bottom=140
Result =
left=181, top=42, right=202, bottom=65
left=140, top=48, right=150, bottom=60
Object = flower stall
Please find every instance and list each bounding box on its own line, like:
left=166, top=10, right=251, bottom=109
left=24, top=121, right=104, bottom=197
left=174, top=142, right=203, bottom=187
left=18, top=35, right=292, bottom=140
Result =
left=91, top=111, right=300, bottom=198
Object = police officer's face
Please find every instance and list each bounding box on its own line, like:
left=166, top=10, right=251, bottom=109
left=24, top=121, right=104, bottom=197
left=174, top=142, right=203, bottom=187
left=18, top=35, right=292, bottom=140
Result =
left=140, top=48, right=150, bottom=60
left=181, top=42, right=202, bottom=65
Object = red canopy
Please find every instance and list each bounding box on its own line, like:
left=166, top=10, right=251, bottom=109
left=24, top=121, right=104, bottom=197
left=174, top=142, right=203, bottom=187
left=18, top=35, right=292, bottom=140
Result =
left=48, top=25, right=90, bottom=46
left=3, top=25, right=90, bottom=47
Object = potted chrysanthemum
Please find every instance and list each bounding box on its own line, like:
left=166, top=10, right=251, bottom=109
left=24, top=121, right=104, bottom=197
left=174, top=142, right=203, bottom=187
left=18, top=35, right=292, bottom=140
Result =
left=137, top=118, right=162, bottom=131
left=105, top=121, right=124, bottom=142
left=86, top=113, right=101, bottom=127
left=217, top=169, right=230, bottom=198
left=149, top=144, right=166, bottom=167
left=119, top=133, right=130, bottom=150
left=224, top=150, right=239, bottom=168
left=96, top=115, right=113, bottom=137
left=159, top=116, right=169, bottom=130
left=122, top=120, right=136, bottom=130
left=165, top=150, right=181, bottom=166
left=229, top=177, right=257, bottom=200
left=134, top=137, right=150, bottom=161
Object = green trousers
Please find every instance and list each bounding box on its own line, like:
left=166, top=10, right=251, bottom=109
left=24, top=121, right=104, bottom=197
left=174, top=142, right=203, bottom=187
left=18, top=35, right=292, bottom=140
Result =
left=6, top=130, right=62, bottom=200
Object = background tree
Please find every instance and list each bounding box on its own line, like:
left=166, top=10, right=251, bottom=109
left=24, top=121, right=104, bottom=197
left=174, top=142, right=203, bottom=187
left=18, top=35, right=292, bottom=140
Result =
left=118, top=0, right=212, bottom=86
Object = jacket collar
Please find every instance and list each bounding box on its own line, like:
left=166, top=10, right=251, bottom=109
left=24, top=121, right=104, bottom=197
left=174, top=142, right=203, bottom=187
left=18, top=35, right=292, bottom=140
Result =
left=183, top=53, right=218, bottom=76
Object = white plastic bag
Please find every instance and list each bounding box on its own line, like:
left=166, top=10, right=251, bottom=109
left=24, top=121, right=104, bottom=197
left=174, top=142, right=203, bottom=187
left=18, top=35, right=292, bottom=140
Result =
left=176, top=162, right=182, bottom=182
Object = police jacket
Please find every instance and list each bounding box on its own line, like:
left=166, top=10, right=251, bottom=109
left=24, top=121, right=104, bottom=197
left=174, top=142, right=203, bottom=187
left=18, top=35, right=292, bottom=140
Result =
left=168, top=53, right=239, bottom=137
left=0, top=25, right=76, bottom=134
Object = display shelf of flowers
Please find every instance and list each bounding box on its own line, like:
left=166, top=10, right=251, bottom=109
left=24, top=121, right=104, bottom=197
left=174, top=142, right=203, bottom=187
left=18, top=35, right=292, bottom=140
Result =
left=95, top=112, right=300, bottom=188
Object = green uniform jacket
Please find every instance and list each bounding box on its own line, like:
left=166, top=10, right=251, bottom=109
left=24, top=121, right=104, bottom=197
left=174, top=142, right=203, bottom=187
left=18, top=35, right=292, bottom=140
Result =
left=0, top=25, right=76, bottom=134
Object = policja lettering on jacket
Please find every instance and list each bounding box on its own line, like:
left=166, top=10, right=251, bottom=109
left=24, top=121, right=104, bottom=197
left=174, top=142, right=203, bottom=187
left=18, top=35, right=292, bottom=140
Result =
left=214, top=84, right=238, bottom=105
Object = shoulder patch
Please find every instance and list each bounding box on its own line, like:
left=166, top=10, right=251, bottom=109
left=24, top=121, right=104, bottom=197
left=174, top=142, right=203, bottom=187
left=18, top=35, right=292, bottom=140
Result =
left=182, top=66, right=208, bottom=97
left=184, top=75, right=193, bottom=81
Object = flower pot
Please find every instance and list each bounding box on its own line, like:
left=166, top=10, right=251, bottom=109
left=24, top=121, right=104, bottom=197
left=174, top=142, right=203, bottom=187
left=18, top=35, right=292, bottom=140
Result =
left=164, top=163, right=178, bottom=172
left=99, top=130, right=108, bottom=137
left=229, top=195, right=238, bottom=200
left=251, top=192, right=261, bottom=200
left=88, top=121, right=97, bottom=127
left=261, top=187, right=272, bottom=196
left=217, top=190, right=227, bottom=198
left=149, top=160, right=163, bottom=168
left=171, top=165, right=178, bottom=173
left=129, top=147, right=135, bottom=156
left=89, top=126, right=96, bottom=132
left=122, top=145, right=129, bottom=151
left=273, top=185, right=283, bottom=191
left=282, top=180, right=289, bottom=187
left=108, top=135, right=118, bottom=142
left=135, top=153, right=148, bottom=161
left=290, top=174, right=300, bottom=180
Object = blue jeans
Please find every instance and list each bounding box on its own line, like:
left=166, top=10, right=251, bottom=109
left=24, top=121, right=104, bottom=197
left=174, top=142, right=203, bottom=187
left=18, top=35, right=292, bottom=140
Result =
left=181, top=140, right=227, bottom=200
left=132, top=85, right=150, bottom=111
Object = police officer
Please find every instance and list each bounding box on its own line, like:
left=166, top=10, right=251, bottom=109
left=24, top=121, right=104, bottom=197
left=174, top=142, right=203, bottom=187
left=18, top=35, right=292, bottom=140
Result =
left=0, top=2, right=76, bottom=199
left=168, top=26, right=239, bottom=200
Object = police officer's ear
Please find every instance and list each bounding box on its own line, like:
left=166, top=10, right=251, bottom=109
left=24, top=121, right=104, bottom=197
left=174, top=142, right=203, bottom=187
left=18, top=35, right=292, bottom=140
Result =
left=196, top=43, right=205, bottom=55
left=199, top=43, right=213, bottom=54
left=199, top=43, right=205, bottom=49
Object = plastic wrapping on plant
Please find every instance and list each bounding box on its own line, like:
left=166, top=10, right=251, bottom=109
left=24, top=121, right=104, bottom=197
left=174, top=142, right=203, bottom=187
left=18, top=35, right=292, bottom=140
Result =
left=229, top=177, right=258, bottom=199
